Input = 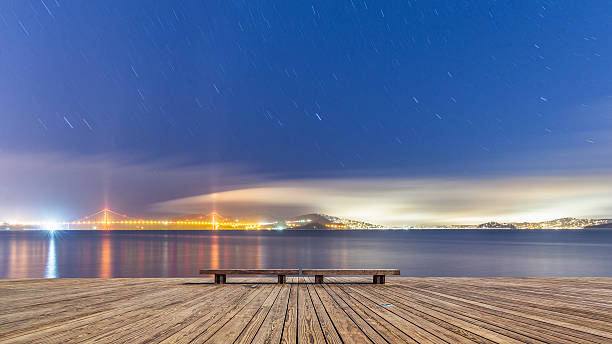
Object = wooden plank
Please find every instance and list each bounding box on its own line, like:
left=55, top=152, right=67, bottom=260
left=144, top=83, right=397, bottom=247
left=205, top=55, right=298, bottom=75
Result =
left=297, top=277, right=326, bottom=343
left=0, top=282, right=191, bottom=340
left=158, top=285, right=268, bottom=344
left=250, top=283, right=291, bottom=344
left=3, top=286, right=232, bottom=344
left=306, top=283, right=343, bottom=344
left=192, top=284, right=275, bottom=344
left=328, top=282, right=454, bottom=344
left=0, top=279, right=163, bottom=314
left=199, top=269, right=300, bottom=275
left=0, top=280, right=172, bottom=322
left=320, top=283, right=389, bottom=344
left=429, top=278, right=612, bottom=309
left=280, top=282, right=298, bottom=344
left=312, top=283, right=373, bottom=343
left=383, top=284, right=583, bottom=344
left=328, top=283, right=420, bottom=344
left=405, top=284, right=612, bottom=342
left=347, top=283, right=522, bottom=344
left=426, top=281, right=612, bottom=329
left=81, top=286, right=245, bottom=344
left=206, top=284, right=282, bottom=343
left=422, top=280, right=612, bottom=335
left=301, top=269, right=400, bottom=276
left=146, top=286, right=252, bottom=344
left=1, top=278, right=611, bottom=344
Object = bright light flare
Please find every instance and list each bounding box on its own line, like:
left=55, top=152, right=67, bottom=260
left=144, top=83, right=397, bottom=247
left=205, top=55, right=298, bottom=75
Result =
left=43, top=220, right=60, bottom=232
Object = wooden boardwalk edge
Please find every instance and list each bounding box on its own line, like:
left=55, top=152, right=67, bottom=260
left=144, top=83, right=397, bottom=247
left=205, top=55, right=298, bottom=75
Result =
left=0, top=277, right=611, bottom=343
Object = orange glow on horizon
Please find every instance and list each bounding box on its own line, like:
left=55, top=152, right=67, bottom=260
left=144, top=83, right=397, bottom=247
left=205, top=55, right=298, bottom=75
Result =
left=11, top=209, right=266, bottom=230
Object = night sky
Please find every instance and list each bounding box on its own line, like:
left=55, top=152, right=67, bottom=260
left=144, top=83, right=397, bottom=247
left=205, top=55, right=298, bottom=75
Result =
left=2, top=1, right=612, bottom=225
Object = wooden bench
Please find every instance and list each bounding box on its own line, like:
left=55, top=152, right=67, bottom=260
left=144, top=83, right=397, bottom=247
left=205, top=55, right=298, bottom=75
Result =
left=199, top=269, right=300, bottom=284
left=301, top=269, right=400, bottom=284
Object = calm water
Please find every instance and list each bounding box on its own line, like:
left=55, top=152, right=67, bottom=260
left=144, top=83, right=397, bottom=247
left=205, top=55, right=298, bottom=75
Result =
left=1, top=229, right=611, bottom=278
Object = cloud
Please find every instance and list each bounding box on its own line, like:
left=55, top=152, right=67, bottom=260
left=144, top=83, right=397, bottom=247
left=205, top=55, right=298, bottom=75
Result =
left=152, top=174, right=612, bottom=226
left=3, top=150, right=612, bottom=226
left=0, top=151, right=247, bottom=221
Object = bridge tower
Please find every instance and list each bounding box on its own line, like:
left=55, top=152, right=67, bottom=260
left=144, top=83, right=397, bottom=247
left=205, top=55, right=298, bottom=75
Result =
left=103, top=208, right=109, bottom=227
left=73, top=208, right=133, bottom=230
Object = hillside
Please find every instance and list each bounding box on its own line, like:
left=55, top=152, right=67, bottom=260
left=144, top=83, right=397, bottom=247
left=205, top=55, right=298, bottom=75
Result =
left=285, top=213, right=383, bottom=229
left=584, top=222, right=612, bottom=229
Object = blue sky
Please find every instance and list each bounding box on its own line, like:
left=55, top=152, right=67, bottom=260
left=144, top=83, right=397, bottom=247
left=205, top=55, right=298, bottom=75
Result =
left=1, top=1, right=612, bottom=224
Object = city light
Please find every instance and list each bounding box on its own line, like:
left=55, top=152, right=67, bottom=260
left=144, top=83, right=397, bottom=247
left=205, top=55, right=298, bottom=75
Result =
left=43, top=220, right=61, bottom=232
left=1, top=208, right=374, bottom=230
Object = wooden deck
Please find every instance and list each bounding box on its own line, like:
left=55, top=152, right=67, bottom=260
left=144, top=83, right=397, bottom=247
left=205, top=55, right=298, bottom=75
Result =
left=0, top=277, right=611, bottom=343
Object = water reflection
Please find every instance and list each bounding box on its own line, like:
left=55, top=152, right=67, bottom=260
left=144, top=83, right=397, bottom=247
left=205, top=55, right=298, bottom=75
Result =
left=44, top=234, right=57, bottom=278
left=161, top=237, right=168, bottom=276
left=99, top=232, right=112, bottom=278
left=1, top=229, right=611, bottom=278
left=210, top=234, right=219, bottom=269
left=6, top=232, right=35, bottom=278
left=7, top=235, right=18, bottom=277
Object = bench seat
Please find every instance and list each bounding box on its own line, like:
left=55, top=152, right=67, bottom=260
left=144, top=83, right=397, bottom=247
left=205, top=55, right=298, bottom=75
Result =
left=199, top=268, right=400, bottom=284
left=301, top=269, right=400, bottom=284
left=199, top=269, right=299, bottom=284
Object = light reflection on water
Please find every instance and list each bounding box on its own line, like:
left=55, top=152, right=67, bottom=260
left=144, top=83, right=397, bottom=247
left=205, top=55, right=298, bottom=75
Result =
left=99, top=232, right=112, bottom=278
left=0, top=229, right=611, bottom=278
left=44, top=234, right=57, bottom=278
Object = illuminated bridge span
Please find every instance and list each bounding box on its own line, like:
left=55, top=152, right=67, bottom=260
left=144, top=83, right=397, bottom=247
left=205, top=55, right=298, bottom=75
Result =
left=64, top=208, right=262, bottom=229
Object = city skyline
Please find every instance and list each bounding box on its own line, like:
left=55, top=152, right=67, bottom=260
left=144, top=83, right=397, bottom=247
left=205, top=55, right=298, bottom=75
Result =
left=3, top=202, right=612, bottom=229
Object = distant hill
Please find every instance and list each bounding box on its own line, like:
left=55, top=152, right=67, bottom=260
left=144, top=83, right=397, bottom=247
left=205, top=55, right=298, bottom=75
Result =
left=511, top=217, right=612, bottom=229
left=584, top=222, right=612, bottom=229
left=287, top=214, right=333, bottom=225
left=290, top=222, right=329, bottom=229
left=163, top=212, right=384, bottom=229
left=436, top=217, right=612, bottom=229
left=285, top=213, right=383, bottom=229
left=477, top=222, right=516, bottom=229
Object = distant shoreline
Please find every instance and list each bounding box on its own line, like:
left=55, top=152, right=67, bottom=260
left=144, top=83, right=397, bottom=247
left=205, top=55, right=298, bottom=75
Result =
left=4, top=214, right=610, bottom=231
left=2, top=227, right=611, bottom=231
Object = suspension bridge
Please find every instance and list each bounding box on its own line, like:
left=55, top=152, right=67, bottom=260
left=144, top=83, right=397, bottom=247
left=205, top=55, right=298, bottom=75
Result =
left=60, top=208, right=261, bottom=229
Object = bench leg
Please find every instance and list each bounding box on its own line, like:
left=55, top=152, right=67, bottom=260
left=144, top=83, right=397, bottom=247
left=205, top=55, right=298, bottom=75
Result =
left=315, top=275, right=324, bottom=284
left=278, top=275, right=286, bottom=284
left=214, top=274, right=226, bottom=284
left=373, top=275, right=385, bottom=284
